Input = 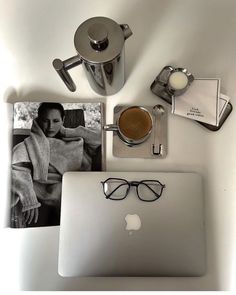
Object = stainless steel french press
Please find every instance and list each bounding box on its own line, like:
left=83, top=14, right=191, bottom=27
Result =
left=53, top=16, right=132, bottom=96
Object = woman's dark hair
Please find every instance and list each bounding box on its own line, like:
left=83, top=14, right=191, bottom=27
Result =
left=37, top=102, right=65, bottom=119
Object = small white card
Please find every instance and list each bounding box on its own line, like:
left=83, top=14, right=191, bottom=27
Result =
left=172, top=78, right=227, bottom=126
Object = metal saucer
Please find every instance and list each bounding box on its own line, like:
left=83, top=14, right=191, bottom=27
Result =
left=112, top=104, right=168, bottom=158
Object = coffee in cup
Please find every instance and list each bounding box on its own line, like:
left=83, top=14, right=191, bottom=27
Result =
left=104, top=106, right=153, bottom=145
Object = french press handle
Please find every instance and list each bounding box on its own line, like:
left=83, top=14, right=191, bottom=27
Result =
left=52, top=55, right=82, bottom=92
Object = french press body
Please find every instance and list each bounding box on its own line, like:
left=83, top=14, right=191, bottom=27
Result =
left=53, top=17, right=132, bottom=96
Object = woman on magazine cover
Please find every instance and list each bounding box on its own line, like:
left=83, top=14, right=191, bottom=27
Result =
left=11, top=102, right=101, bottom=228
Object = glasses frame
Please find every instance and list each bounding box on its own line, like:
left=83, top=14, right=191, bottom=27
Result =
left=101, top=177, right=165, bottom=202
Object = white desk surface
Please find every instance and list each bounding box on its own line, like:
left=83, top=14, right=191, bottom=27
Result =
left=0, top=0, right=236, bottom=291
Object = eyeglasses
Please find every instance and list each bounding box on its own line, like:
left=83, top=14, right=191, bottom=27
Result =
left=101, top=178, right=165, bottom=202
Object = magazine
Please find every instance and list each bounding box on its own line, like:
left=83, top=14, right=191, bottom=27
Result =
left=10, top=101, right=104, bottom=228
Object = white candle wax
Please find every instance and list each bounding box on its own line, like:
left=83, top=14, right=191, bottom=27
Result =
left=168, top=71, right=188, bottom=90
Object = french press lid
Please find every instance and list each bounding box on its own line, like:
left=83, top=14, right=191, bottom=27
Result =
left=74, top=16, right=125, bottom=64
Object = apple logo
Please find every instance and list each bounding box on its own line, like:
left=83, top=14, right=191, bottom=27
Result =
left=125, top=214, right=142, bottom=234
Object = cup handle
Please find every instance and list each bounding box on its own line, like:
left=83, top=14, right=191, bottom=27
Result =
left=103, top=124, right=118, bottom=132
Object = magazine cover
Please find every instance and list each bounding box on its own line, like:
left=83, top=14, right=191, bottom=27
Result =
left=10, top=102, right=104, bottom=228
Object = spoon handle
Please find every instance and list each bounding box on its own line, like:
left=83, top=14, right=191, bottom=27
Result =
left=152, top=107, right=164, bottom=155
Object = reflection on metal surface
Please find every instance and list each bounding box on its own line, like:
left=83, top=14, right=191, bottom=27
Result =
left=52, top=17, right=132, bottom=95
left=152, top=105, right=165, bottom=156
left=88, top=23, right=109, bottom=51
left=83, top=52, right=124, bottom=96
left=150, top=66, right=194, bottom=101
left=104, top=63, right=113, bottom=85
left=52, top=56, right=82, bottom=92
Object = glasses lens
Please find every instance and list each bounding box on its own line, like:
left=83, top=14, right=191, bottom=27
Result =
left=137, top=181, right=164, bottom=201
left=103, top=179, right=129, bottom=199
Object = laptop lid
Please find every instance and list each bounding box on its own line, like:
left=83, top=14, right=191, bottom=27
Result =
left=59, top=172, right=206, bottom=277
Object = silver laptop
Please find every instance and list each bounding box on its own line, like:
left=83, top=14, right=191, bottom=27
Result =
left=59, top=171, right=206, bottom=277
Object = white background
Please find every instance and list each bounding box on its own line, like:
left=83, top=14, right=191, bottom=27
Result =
left=0, top=0, right=236, bottom=291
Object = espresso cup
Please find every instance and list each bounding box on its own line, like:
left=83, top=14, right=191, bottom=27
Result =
left=167, top=68, right=194, bottom=96
left=104, top=106, right=153, bottom=145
